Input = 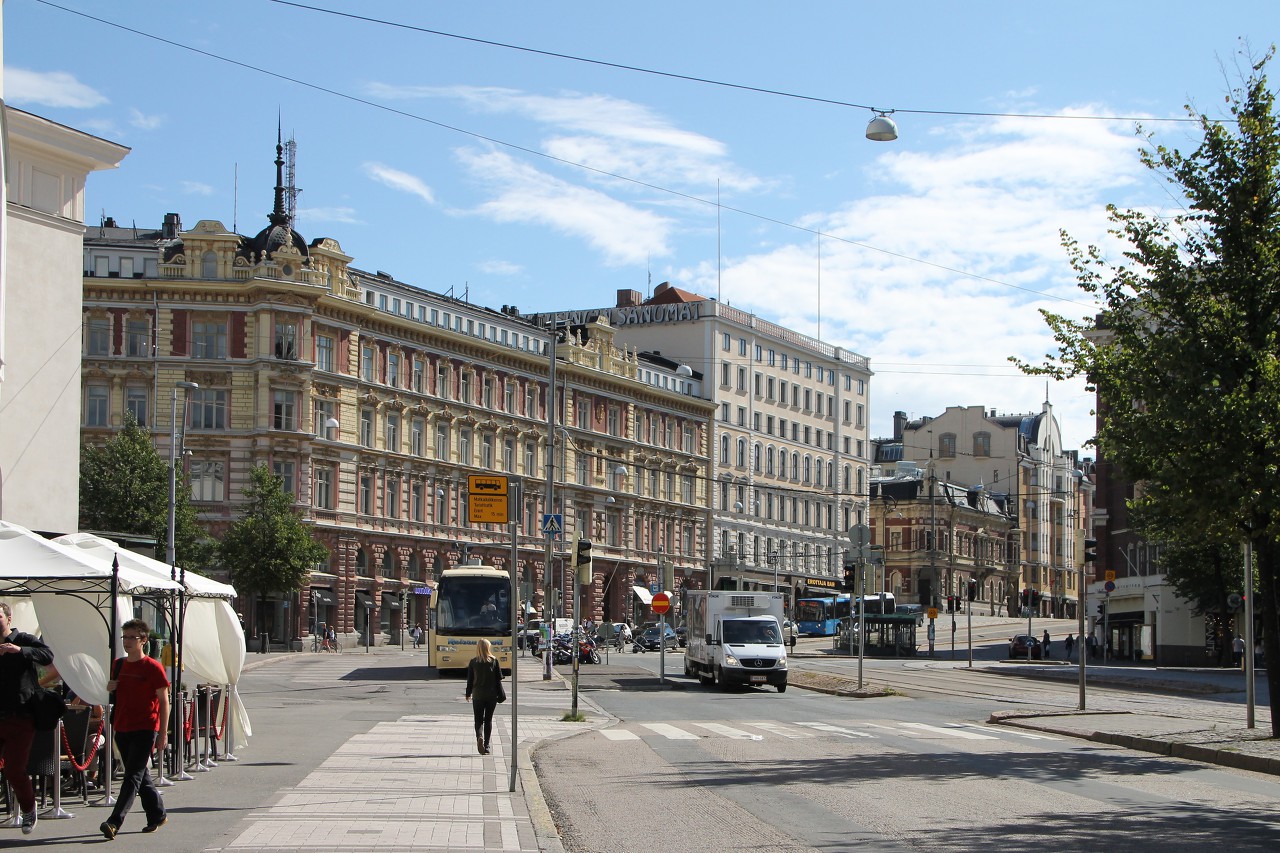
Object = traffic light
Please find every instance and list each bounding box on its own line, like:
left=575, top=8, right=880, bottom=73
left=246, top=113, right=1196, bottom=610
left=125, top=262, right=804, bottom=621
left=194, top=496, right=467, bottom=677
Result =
left=1031, top=590, right=1041, bottom=608
left=1021, top=589, right=1031, bottom=607
left=1083, top=538, right=1098, bottom=564
left=575, top=537, right=593, bottom=584
left=842, top=563, right=857, bottom=592
left=967, top=579, right=978, bottom=602
left=946, top=595, right=955, bottom=613
left=1097, top=602, right=1107, bottom=617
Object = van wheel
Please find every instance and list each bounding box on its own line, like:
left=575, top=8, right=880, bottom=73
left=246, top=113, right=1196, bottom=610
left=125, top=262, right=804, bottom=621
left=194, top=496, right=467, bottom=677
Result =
left=684, top=659, right=695, bottom=678
left=777, top=684, right=787, bottom=694
left=716, top=666, right=730, bottom=690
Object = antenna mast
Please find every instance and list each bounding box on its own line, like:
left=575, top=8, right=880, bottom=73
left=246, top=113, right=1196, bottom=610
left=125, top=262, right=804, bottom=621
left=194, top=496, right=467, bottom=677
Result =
left=284, top=134, right=301, bottom=228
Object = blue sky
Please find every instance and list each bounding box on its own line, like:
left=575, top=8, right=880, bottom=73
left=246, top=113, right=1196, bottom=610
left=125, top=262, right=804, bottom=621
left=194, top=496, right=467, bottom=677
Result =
left=4, top=1, right=1275, bottom=455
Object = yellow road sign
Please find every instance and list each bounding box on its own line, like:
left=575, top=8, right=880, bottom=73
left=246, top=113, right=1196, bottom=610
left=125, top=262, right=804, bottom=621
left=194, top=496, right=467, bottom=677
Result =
left=1104, top=571, right=1116, bottom=582
left=468, top=475, right=510, bottom=523
left=927, top=607, right=939, bottom=620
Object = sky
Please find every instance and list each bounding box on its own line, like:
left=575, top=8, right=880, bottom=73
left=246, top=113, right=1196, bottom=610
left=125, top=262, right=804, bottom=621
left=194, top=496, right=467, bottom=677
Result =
left=4, top=1, right=1276, bottom=457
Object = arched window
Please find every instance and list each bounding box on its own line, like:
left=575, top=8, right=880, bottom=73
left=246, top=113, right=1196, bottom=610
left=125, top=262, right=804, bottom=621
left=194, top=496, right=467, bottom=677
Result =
left=973, top=431, right=991, bottom=457
left=766, top=446, right=776, bottom=475
left=843, top=465, right=852, bottom=491
left=939, top=432, right=957, bottom=457
left=736, top=438, right=746, bottom=468
left=753, top=443, right=762, bottom=473
left=201, top=251, right=218, bottom=278
left=815, top=458, right=824, bottom=488
left=856, top=467, right=865, bottom=495
left=791, top=452, right=800, bottom=479
left=827, top=461, right=834, bottom=487
left=354, top=547, right=369, bottom=577
left=778, top=452, right=787, bottom=479
left=803, top=455, right=812, bottom=484
left=720, top=433, right=730, bottom=463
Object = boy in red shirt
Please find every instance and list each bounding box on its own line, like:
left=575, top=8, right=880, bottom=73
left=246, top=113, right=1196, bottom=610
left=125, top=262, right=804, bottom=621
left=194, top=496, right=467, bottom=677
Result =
left=101, top=618, right=170, bottom=839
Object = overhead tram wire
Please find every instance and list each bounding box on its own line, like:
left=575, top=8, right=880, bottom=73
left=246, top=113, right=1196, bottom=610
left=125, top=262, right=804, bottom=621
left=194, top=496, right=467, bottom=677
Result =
left=37, top=0, right=1099, bottom=312
left=268, top=0, right=1210, bottom=127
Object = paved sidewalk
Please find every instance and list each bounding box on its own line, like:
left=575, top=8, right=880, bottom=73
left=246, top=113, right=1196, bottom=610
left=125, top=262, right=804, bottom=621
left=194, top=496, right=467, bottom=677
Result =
left=227, top=650, right=604, bottom=853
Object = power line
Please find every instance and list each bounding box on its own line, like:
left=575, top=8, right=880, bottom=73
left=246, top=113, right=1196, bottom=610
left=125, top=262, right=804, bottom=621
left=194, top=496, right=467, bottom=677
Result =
left=32, top=0, right=1099, bottom=311
left=268, top=0, right=1208, bottom=126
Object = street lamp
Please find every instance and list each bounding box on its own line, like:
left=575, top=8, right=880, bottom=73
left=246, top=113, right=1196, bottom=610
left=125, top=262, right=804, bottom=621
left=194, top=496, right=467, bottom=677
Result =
left=766, top=549, right=779, bottom=595
left=324, top=416, right=339, bottom=439
left=167, top=381, right=199, bottom=570
left=166, top=380, right=197, bottom=780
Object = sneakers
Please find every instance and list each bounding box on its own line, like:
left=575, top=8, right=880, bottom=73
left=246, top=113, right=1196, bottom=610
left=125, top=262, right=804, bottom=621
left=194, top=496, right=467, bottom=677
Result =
left=142, top=817, right=167, bottom=833
left=100, top=821, right=118, bottom=840
left=483, top=742, right=491, bottom=755
left=476, top=736, right=485, bottom=755
left=20, top=811, right=36, bottom=835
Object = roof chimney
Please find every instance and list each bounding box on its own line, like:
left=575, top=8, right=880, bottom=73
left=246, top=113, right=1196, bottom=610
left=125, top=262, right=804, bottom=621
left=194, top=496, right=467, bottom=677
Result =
left=617, top=289, right=642, bottom=308
left=162, top=213, right=182, bottom=239
left=893, top=410, right=908, bottom=441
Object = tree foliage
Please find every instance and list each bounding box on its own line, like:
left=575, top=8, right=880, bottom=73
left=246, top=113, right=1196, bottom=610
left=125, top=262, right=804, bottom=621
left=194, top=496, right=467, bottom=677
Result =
left=220, top=464, right=328, bottom=605
left=1017, top=47, right=1280, bottom=734
left=79, top=417, right=213, bottom=568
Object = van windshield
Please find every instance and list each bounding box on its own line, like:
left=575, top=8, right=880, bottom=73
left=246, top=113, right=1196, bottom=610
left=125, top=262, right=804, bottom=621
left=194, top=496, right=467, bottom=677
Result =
left=723, top=620, right=780, bottom=645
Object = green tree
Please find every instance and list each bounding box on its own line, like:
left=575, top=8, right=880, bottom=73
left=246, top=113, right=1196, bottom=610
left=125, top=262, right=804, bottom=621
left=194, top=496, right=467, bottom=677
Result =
left=79, top=417, right=213, bottom=568
left=1018, top=48, right=1280, bottom=734
left=219, top=464, right=328, bottom=635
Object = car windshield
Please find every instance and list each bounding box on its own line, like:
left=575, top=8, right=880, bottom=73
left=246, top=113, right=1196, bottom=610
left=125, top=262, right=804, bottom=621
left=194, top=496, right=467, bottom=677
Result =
left=723, top=620, right=781, bottom=645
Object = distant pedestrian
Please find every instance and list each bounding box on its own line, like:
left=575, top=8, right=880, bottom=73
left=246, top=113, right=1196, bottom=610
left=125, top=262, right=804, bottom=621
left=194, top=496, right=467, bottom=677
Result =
left=101, top=618, right=170, bottom=840
left=0, top=601, right=54, bottom=836
left=465, top=638, right=504, bottom=755
left=1086, top=634, right=1097, bottom=660
left=1232, top=635, right=1246, bottom=668
left=411, top=624, right=423, bottom=649
left=1042, top=630, right=1051, bottom=659
left=1064, top=633, right=1075, bottom=659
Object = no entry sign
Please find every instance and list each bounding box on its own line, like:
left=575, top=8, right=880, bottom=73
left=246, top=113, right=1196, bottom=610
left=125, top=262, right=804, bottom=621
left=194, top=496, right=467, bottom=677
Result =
left=651, top=592, right=671, bottom=614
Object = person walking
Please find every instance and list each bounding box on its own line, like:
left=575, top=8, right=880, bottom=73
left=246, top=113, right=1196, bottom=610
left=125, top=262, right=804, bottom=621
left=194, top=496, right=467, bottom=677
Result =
left=1064, top=633, right=1075, bottom=660
left=464, top=638, right=504, bottom=755
left=1233, top=634, right=1246, bottom=668
left=0, top=602, right=54, bottom=836
left=101, top=618, right=170, bottom=840
left=1042, top=629, right=1051, bottom=660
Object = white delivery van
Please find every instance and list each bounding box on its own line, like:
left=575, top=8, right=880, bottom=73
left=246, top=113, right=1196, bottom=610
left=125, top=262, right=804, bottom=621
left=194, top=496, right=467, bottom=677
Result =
left=684, top=591, right=788, bottom=692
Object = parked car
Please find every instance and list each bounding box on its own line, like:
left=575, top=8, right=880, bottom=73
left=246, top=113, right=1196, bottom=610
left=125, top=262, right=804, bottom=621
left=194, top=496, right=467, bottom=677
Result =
left=1009, top=635, right=1042, bottom=660
left=634, top=624, right=680, bottom=652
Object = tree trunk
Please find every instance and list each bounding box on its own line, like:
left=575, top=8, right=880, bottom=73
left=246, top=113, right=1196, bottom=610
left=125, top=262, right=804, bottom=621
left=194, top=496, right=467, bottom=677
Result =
left=1254, top=537, right=1280, bottom=738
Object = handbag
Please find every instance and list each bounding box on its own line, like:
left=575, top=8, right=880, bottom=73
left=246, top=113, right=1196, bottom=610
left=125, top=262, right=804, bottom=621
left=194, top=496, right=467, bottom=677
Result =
left=28, top=687, right=67, bottom=732
left=495, top=661, right=506, bottom=703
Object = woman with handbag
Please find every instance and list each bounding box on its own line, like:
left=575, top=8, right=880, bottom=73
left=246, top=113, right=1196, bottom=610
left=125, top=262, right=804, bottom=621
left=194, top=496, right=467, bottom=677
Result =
left=463, top=639, right=504, bottom=755
left=0, top=602, right=54, bottom=836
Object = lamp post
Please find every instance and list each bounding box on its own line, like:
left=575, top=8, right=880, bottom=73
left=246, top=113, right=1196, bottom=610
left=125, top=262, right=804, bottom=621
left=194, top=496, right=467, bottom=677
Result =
left=167, top=380, right=197, bottom=781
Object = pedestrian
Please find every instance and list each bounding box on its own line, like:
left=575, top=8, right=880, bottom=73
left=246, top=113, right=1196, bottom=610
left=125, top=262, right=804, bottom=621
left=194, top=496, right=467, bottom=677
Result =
left=1232, top=634, right=1246, bottom=668
left=412, top=623, right=423, bottom=649
left=0, top=602, right=54, bottom=836
left=1064, top=633, right=1075, bottom=660
left=326, top=624, right=337, bottom=651
left=1042, top=630, right=1051, bottom=659
left=464, top=638, right=504, bottom=755
left=1086, top=633, right=1097, bottom=660
left=101, top=618, right=170, bottom=840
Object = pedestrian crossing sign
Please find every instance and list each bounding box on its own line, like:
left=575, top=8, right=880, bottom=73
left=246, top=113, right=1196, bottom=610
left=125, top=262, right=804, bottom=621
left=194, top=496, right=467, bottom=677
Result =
left=541, top=514, right=563, bottom=537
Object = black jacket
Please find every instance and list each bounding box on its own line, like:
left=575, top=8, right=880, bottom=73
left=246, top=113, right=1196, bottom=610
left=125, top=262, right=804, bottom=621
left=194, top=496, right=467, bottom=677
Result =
left=465, top=656, right=503, bottom=703
left=0, top=629, right=55, bottom=718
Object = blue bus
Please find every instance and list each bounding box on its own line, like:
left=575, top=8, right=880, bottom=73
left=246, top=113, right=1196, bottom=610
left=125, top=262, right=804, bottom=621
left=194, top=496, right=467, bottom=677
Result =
left=795, top=594, right=851, bottom=636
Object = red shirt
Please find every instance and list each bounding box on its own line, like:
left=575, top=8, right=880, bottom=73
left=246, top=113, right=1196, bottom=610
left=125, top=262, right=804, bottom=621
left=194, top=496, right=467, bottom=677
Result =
left=113, top=657, right=169, bottom=733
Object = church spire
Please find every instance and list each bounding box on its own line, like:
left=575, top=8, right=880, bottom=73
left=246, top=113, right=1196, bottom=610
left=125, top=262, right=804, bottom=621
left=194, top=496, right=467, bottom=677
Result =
left=270, top=116, right=287, bottom=226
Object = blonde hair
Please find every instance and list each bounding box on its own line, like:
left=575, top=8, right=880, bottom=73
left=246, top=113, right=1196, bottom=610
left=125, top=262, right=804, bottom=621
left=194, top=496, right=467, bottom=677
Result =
left=474, top=638, right=494, bottom=661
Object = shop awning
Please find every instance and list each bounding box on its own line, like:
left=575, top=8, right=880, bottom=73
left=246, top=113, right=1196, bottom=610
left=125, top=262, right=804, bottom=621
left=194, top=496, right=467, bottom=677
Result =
left=311, top=588, right=337, bottom=606
left=354, top=591, right=374, bottom=609
left=632, top=585, right=653, bottom=605
left=382, top=595, right=401, bottom=610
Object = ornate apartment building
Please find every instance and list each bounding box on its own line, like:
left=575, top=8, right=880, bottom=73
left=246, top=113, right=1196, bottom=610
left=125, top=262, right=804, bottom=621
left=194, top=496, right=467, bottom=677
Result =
left=533, top=283, right=874, bottom=612
left=80, top=141, right=712, bottom=644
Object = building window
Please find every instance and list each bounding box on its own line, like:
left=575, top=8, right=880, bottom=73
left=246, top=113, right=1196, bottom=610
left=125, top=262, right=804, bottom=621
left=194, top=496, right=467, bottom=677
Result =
left=387, top=353, right=401, bottom=387
left=386, top=477, right=401, bottom=519
left=524, top=440, right=537, bottom=475
left=483, top=375, right=495, bottom=408
left=126, top=319, right=149, bottom=358
left=459, top=371, right=472, bottom=404
left=385, top=413, right=400, bottom=452
left=314, top=465, right=334, bottom=510
left=86, top=316, right=110, bottom=356
left=125, top=387, right=149, bottom=427
left=85, top=384, right=109, bottom=426
left=314, top=399, right=336, bottom=436
left=272, top=390, right=297, bottom=430
left=274, top=322, right=298, bottom=360
left=359, top=474, right=374, bottom=515
left=459, top=428, right=472, bottom=465
left=360, top=408, right=374, bottom=447
left=736, top=438, right=746, bottom=468
left=437, top=361, right=452, bottom=398
left=191, top=460, right=224, bottom=502
left=974, top=432, right=991, bottom=457
left=504, top=381, right=515, bottom=412
left=503, top=438, right=515, bottom=472
left=411, top=418, right=425, bottom=455
left=939, top=433, right=957, bottom=457
left=412, top=358, right=425, bottom=392
left=201, top=251, right=217, bottom=278
left=272, top=460, right=296, bottom=498
left=436, top=423, right=450, bottom=460
left=411, top=482, right=425, bottom=521
left=192, top=321, right=227, bottom=359
left=361, top=344, right=376, bottom=382
left=189, top=389, right=227, bottom=430
left=607, top=406, right=620, bottom=436
left=316, top=335, right=334, bottom=372
left=481, top=433, right=495, bottom=468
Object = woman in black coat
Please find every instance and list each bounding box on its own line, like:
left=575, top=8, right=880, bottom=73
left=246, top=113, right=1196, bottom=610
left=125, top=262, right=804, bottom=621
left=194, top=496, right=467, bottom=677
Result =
left=464, top=638, right=504, bottom=755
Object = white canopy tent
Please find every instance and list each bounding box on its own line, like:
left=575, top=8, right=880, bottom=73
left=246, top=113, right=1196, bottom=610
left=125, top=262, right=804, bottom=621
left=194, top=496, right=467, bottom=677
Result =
left=0, top=520, right=180, bottom=707
left=54, top=533, right=252, bottom=743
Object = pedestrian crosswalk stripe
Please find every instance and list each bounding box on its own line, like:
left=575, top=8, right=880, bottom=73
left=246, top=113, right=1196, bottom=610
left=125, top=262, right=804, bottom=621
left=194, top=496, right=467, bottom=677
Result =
left=900, top=722, right=997, bottom=740
left=957, top=723, right=1060, bottom=741
left=641, top=723, right=699, bottom=740
left=796, top=721, right=876, bottom=739
left=600, top=729, right=640, bottom=741
left=744, top=721, right=812, bottom=739
left=691, top=722, right=761, bottom=740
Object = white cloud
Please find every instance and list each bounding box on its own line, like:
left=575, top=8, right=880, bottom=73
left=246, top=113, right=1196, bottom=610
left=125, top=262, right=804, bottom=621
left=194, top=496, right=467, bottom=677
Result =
left=362, top=162, right=435, bottom=204
left=180, top=181, right=214, bottom=196
left=457, top=148, right=672, bottom=266
left=478, top=259, right=523, bottom=276
left=129, top=108, right=163, bottom=131
left=300, top=206, right=362, bottom=225
left=668, top=114, right=1155, bottom=453
left=4, top=68, right=107, bottom=108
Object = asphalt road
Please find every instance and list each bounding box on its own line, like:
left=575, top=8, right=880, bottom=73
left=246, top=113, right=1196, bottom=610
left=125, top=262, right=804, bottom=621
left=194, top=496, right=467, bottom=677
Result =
left=536, top=651, right=1280, bottom=852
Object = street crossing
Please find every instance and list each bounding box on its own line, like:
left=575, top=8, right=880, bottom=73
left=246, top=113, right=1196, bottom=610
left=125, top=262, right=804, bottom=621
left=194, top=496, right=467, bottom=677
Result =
left=595, top=718, right=1060, bottom=744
